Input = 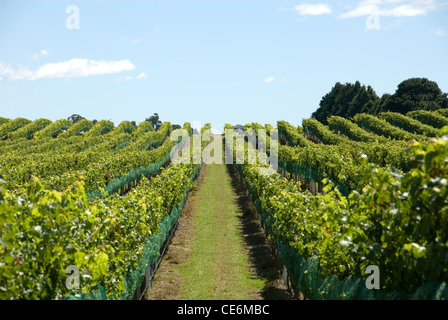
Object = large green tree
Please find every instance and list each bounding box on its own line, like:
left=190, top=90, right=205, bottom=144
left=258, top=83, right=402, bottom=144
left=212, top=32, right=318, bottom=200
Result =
left=67, top=114, right=86, bottom=124
left=311, top=81, right=380, bottom=124
left=386, top=78, right=448, bottom=114
left=145, top=113, right=162, bottom=131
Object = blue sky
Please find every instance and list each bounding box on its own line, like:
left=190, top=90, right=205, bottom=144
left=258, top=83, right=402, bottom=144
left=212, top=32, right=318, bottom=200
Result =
left=1, top=0, right=447, bottom=132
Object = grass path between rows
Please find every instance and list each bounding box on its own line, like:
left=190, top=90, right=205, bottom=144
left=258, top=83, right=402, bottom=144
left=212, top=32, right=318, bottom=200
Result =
left=145, top=136, right=291, bottom=300
left=177, top=161, right=265, bottom=299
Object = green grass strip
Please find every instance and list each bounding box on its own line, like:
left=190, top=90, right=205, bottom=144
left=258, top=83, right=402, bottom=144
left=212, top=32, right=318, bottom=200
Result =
left=179, top=162, right=266, bottom=299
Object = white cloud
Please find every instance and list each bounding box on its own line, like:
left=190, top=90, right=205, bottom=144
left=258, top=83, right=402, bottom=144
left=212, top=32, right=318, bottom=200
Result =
left=431, top=26, right=447, bottom=35
left=294, top=3, right=332, bottom=15
left=340, top=0, right=443, bottom=18
left=385, top=4, right=427, bottom=16
left=264, top=76, right=275, bottom=83
left=136, top=72, right=147, bottom=80
left=30, top=49, right=49, bottom=60
left=122, top=72, right=148, bottom=81
left=120, top=72, right=148, bottom=81
left=340, top=2, right=379, bottom=18
left=118, top=37, right=142, bottom=44
left=0, top=58, right=135, bottom=81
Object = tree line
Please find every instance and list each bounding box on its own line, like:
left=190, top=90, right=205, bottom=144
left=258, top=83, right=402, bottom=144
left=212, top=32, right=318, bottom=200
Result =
left=312, top=78, right=448, bottom=124
left=66, top=113, right=173, bottom=131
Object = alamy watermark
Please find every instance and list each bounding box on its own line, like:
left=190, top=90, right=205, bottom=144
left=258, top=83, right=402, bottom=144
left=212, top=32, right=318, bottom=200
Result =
left=365, top=265, right=380, bottom=290
left=366, top=7, right=380, bottom=31
left=65, top=265, right=80, bottom=290
left=66, top=5, right=80, bottom=30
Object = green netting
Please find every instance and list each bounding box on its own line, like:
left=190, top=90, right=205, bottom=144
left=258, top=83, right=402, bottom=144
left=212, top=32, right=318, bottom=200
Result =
left=278, top=159, right=350, bottom=197
left=265, top=200, right=448, bottom=300
left=0, top=117, right=10, bottom=126
left=278, top=125, right=351, bottom=196
left=66, top=197, right=186, bottom=300
left=303, top=126, right=321, bottom=143
left=86, top=157, right=165, bottom=200
left=110, top=141, right=130, bottom=152
left=278, top=127, right=297, bottom=147
left=143, top=136, right=166, bottom=150
left=279, top=159, right=321, bottom=182
left=48, top=125, right=71, bottom=138
left=66, top=285, right=107, bottom=300
left=328, top=123, right=362, bottom=142
left=67, top=163, right=201, bottom=300
left=86, top=135, right=185, bottom=200
left=235, top=162, right=448, bottom=300
left=273, top=240, right=375, bottom=300
left=119, top=193, right=188, bottom=300
left=73, top=124, right=91, bottom=136
left=403, top=281, right=448, bottom=300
